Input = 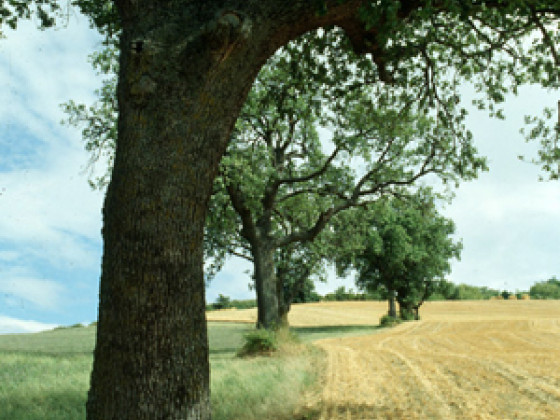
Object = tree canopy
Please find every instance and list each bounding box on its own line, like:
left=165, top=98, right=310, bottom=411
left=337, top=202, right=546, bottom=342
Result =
left=530, top=276, right=560, bottom=299
left=65, top=26, right=488, bottom=328
left=0, top=0, right=59, bottom=34
left=338, top=192, right=462, bottom=320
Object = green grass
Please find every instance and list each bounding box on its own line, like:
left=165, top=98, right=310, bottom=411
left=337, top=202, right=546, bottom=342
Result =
left=0, top=327, right=94, bottom=420
left=293, top=324, right=381, bottom=342
left=0, top=321, right=379, bottom=420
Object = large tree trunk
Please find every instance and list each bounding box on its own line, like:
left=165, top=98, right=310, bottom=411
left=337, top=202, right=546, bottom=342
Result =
left=86, top=5, right=268, bottom=419
left=253, top=243, right=280, bottom=329
left=86, top=1, right=379, bottom=418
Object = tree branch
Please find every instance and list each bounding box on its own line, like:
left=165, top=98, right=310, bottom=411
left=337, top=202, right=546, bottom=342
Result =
left=225, top=181, right=257, bottom=244
left=529, top=6, right=560, bottom=67
left=276, top=145, right=342, bottom=186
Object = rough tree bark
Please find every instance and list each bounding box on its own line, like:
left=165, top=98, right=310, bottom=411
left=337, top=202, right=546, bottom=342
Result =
left=253, top=242, right=279, bottom=329
left=87, top=1, right=390, bottom=418
left=277, top=279, right=290, bottom=327
left=388, top=289, right=398, bottom=318
left=277, top=254, right=314, bottom=327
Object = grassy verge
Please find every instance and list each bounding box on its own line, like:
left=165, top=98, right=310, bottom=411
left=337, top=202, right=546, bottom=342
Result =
left=293, top=324, right=380, bottom=342
left=0, top=322, right=333, bottom=420
left=209, top=323, right=323, bottom=420
left=0, top=326, right=94, bottom=420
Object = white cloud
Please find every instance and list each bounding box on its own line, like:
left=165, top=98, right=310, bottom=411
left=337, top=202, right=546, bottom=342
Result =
left=207, top=257, right=254, bottom=302
left=0, top=315, right=58, bottom=334
left=0, top=17, right=105, bottom=271
left=0, top=15, right=103, bottom=140
left=443, top=166, right=560, bottom=291
left=0, top=251, right=19, bottom=261
left=0, top=267, right=65, bottom=310
left=0, top=158, right=104, bottom=269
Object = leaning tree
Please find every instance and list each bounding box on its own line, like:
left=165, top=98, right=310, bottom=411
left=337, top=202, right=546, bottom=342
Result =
left=68, top=27, right=486, bottom=330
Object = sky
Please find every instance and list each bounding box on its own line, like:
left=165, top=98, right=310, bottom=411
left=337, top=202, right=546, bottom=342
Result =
left=1, top=15, right=559, bottom=334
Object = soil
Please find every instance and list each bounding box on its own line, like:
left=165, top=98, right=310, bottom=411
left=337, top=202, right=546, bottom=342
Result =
left=209, top=300, right=560, bottom=419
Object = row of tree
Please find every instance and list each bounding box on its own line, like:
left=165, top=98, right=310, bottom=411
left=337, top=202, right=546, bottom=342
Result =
left=529, top=277, right=560, bottom=299
left=5, top=1, right=560, bottom=418
left=65, top=28, right=470, bottom=329
left=209, top=276, right=560, bottom=317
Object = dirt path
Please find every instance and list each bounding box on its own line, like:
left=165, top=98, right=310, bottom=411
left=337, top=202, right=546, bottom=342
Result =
left=303, top=319, right=560, bottom=420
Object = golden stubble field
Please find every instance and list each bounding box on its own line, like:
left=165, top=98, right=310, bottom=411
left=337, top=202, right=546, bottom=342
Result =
left=208, top=300, right=560, bottom=419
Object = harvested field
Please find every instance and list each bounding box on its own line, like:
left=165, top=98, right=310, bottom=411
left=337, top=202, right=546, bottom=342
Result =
left=207, top=301, right=385, bottom=326
left=209, top=300, right=560, bottom=419
left=207, top=300, right=560, bottom=326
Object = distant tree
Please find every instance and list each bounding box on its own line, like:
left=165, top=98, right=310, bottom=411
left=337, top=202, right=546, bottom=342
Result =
left=212, top=294, right=232, bottom=310
left=530, top=277, right=560, bottom=299
left=340, top=192, right=462, bottom=320
left=290, top=279, right=321, bottom=304
left=429, top=279, right=459, bottom=300
left=429, top=280, right=504, bottom=300
left=456, top=284, right=488, bottom=300
left=334, top=286, right=351, bottom=301
left=501, top=290, right=512, bottom=300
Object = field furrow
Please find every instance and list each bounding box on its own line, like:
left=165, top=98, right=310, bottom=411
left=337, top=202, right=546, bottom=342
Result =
left=306, top=314, right=560, bottom=420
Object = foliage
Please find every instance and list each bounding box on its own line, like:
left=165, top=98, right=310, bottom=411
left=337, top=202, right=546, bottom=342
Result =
left=530, top=276, right=560, bottom=299
left=0, top=0, right=60, bottom=35
left=71, top=0, right=117, bottom=41
left=521, top=106, right=560, bottom=180
left=322, top=286, right=382, bottom=302
left=339, top=192, right=462, bottom=319
left=62, top=27, right=492, bottom=329
left=431, top=281, right=502, bottom=300
left=206, top=296, right=257, bottom=311
left=289, top=277, right=321, bottom=304
left=63, top=1, right=560, bottom=184
left=61, top=45, right=118, bottom=190
left=276, top=243, right=328, bottom=318
left=211, top=294, right=231, bottom=310
left=214, top=24, right=488, bottom=262
left=379, top=314, right=401, bottom=328
left=237, top=329, right=278, bottom=357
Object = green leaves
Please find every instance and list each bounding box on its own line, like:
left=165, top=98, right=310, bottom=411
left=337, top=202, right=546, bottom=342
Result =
left=60, top=46, right=118, bottom=190
left=520, top=105, right=560, bottom=180
left=0, top=0, right=60, bottom=35
left=348, top=192, right=462, bottom=315
left=72, top=0, right=118, bottom=40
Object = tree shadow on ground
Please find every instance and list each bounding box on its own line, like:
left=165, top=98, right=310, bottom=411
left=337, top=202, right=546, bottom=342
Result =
left=292, top=324, right=381, bottom=342
left=294, top=402, right=408, bottom=420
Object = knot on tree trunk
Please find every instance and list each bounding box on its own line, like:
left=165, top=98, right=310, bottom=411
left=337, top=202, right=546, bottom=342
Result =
left=205, top=10, right=252, bottom=63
